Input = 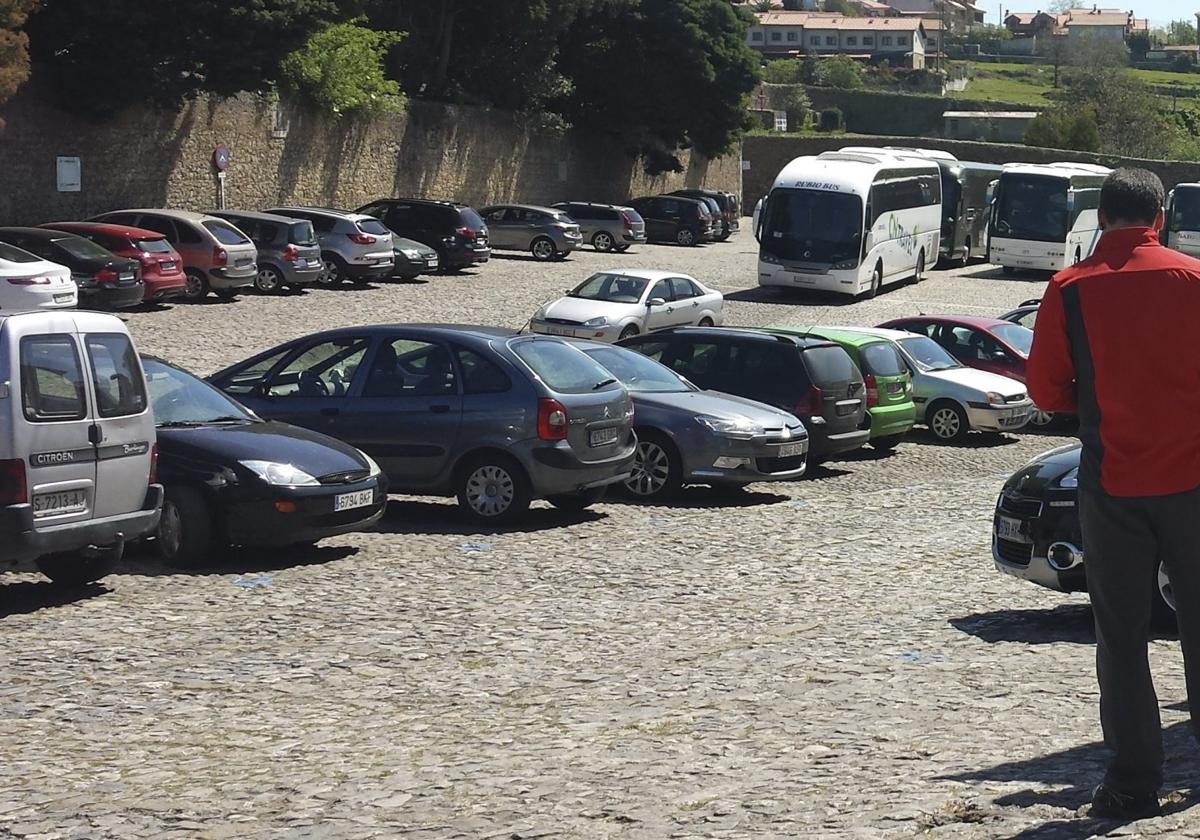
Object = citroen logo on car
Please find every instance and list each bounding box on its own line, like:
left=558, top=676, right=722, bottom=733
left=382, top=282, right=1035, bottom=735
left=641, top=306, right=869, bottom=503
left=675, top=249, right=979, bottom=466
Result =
left=804, top=250, right=812, bottom=259
left=603, top=406, right=611, bottom=419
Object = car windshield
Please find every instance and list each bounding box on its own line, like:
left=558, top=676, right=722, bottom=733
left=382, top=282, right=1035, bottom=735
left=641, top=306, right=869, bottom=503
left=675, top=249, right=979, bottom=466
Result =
left=991, top=323, right=1033, bottom=356
left=569, top=273, right=648, bottom=303
left=133, top=237, right=173, bottom=254
left=898, top=336, right=962, bottom=371
left=511, top=338, right=619, bottom=394
left=53, top=235, right=114, bottom=261
left=583, top=346, right=690, bottom=394
left=143, top=357, right=256, bottom=425
left=0, top=242, right=39, bottom=263
left=202, top=220, right=251, bottom=245
left=994, top=174, right=1068, bottom=242
left=760, top=188, right=864, bottom=263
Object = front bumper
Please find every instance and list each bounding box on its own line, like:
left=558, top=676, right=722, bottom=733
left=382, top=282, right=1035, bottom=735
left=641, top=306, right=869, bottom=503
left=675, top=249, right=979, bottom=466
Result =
left=991, top=490, right=1085, bottom=593
left=81, top=282, right=146, bottom=310
left=525, top=436, right=637, bottom=497
left=529, top=319, right=625, bottom=343
left=0, top=485, right=163, bottom=564
left=967, top=400, right=1034, bottom=433
left=222, top=479, right=387, bottom=547
left=685, top=434, right=809, bottom=484
left=393, top=253, right=440, bottom=277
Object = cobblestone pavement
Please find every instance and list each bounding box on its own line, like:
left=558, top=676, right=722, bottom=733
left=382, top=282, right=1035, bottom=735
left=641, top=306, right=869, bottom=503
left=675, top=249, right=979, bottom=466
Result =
left=4, top=230, right=1199, bottom=839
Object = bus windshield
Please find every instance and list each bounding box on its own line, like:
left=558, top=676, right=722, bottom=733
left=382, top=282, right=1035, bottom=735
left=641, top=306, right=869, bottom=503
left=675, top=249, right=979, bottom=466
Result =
left=994, top=174, right=1069, bottom=242
left=1171, top=187, right=1200, bottom=233
left=760, top=188, right=863, bottom=264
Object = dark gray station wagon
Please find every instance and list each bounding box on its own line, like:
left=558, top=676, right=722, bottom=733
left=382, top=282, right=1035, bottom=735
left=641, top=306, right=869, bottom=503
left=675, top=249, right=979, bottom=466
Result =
left=209, top=325, right=636, bottom=524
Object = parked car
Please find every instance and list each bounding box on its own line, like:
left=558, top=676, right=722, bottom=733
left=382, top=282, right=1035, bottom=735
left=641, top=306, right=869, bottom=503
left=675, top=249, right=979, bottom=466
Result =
left=356, top=198, right=490, bottom=272
left=669, top=193, right=724, bottom=240
left=619, top=327, right=870, bottom=464
left=0, top=241, right=77, bottom=311
left=208, top=326, right=636, bottom=524
left=774, top=327, right=916, bottom=450
left=39, top=222, right=187, bottom=303
left=208, top=210, right=323, bottom=293
left=0, top=227, right=143, bottom=310
left=576, top=341, right=807, bottom=499
left=999, top=298, right=1040, bottom=330
left=90, top=209, right=257, bottom=301
left=829, top=327, right=1033, bottom=442
left=530, top=270, right=724, bottom=343
left=478, top=204, right=582, bottom=261
left=263, top=207, right=393, bottom=285
left=669, top=190, right=739, bottom=240
left=993, top=443, right=1176, bottom=627
left=550, top=202, right=646, bottom=252
left=0, top=310, right=162, bottom=584
left=627, top=195, right=713, bottom=247
left=391, top=238, right=440, bottom=280
left=142, top=355, right=386, bottom=567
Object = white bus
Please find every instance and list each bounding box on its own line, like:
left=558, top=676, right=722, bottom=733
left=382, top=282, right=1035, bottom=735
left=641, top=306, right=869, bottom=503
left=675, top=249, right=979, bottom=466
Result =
left=1163, top=183, right=1200, bottom=258
left=755, top=150, right=941, bottom=298
left=988, top=162, right=1111, bottom=273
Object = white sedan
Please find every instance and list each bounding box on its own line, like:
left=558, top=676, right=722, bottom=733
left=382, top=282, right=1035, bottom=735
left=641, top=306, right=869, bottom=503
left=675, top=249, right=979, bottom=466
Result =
left=0, top=241, right=76, bottom=311
left=529, top=269, right=724, bottom=343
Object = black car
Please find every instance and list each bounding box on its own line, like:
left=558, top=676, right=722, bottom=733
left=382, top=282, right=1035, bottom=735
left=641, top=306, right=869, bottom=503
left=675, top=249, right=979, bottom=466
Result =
left=992, top=443, right=1176, bottom=626
left=0, top=226, right=143, bottom=309
left=669, top=189, right=740, bottom=240
left=619, top=327, right=871, bottom=463
left=357, top=198, right=490, bottom=272
left=626, top=196, right=713, bottom=247
left=142, top=356, right=387, bottom=567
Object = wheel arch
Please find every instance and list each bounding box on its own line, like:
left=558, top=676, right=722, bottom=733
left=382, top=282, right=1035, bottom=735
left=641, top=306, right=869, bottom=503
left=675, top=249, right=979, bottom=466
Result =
left=449, top=446, right=531, bottom=488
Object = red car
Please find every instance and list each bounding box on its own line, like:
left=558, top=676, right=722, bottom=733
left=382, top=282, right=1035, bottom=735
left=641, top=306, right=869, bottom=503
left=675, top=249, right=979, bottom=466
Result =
left=40, top=222, right=188, bottom=302
left=877, top=314, right=1034, bottom=383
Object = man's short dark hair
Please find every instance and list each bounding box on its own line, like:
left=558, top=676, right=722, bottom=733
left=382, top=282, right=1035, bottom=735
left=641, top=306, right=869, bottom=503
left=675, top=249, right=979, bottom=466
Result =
left=1100, top=168, right=1164, bottom=226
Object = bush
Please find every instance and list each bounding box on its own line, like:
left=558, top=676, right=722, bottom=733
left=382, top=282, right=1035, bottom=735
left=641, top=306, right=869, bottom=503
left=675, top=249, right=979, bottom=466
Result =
left=817, top=106, right=843, bottom=131
left=280, top=21, right=404, bottom=118
left=1023, top=108, right=1100, bottom=152
left=1172, top=52, right=1196, bottom=74
left=767, top=84, right=811, bottom=129
left=762, top=58, right=803, bottom=84
left=816, top=55, right=863, bottom=89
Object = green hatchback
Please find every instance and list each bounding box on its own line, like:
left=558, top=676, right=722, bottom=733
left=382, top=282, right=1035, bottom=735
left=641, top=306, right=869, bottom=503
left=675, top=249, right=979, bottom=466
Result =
left=768, top=326, right=916, bottom=450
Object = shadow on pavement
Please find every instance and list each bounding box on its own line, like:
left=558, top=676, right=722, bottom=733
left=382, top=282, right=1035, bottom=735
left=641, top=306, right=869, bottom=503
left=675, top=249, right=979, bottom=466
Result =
left=607, top=486, right=789, bottom=509
left=962, top=266, right=1050, bottom=281
left=0, top=580, right=110, bottom=618
left=724, top=286, right=862, bottom=306
left=950, top=604, right=1095, bottom=645
left=904, top=428, right=1022, bottom=448
left=371, top=498, right=605, bottom=536
left=116, top=543, right=360, bottom=576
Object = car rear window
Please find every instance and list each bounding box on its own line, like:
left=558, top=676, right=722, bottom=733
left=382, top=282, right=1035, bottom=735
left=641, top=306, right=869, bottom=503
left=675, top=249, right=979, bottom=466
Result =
left=202, top=220, right=251, bottom=246
left=859, top=342, right=905, bottom=376
left=802, top=345, right=858, bottom=385
left=133, top=237, right=173, bottom=254
left=357, top=219, right=391, bottom=236
left=290, top=221, right=318, bottom=246
left=0, top=242, right=40, bottom=263
left=86, top=333, right=148, bottom=418
left=54, top=235, right=115, bottom=261
left=20, top=335, right=87, bottom=422
left=622, top=208, right=644, bottom=224
left=510, top=338, right=617, bottom=394
left=458, top=208, right=486, bottom=229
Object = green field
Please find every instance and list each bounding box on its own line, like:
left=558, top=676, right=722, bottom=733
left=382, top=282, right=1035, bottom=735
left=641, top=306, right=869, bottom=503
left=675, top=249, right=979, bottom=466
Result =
left=948, top=61, right=1200, bottom=106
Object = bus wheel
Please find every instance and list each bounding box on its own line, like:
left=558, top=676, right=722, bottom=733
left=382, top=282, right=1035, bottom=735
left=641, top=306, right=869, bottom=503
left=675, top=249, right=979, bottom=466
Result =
left=863, top=262, right=882, bottom=299
left=1073, top=247, right=1082, bottom=264
left=914, top=251, right=926, bottom=282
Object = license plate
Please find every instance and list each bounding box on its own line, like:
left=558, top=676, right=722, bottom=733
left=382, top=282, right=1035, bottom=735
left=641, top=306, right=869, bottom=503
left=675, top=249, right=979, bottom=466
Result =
left=790, top=274, right=817, bottom=285
left=996, top=514, right=1030, bottom=543
left=886, top=382, right=903, bottom=394
left=160, top=262, right=176, bottom=271
left=334, top=489, right=374, bottom=512
left=33, top=489, right=87, bottom=518
left=53, top=293, right=74, bottom=303
left=236, top=258, right=252, bottom=267
left=589, top=427, right=619, bottom=447
left=119, top=272, right=135, bottom=281
left=426, top=257, right=439, bottom=267
left=545, top=326, right=575, bottom=337
left=776, top=442, right=806, bottom=457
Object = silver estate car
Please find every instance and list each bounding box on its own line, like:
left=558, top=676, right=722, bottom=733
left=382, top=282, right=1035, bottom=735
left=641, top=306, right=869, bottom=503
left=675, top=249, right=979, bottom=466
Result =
left=551, top=202, right=647, bottom=252
left=576, top=341, right=808, bottom=498
left=479, top=204, right=583, bottom=261
left=265, top=207, right=393, bottom=284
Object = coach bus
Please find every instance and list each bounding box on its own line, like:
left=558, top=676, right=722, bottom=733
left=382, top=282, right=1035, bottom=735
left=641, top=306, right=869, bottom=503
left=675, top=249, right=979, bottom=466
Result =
left=1163, top=183, right=1200, bottom=258
left=755, top=150, right=941, bottom=298
left=988, top=162, right=1111, bottom=273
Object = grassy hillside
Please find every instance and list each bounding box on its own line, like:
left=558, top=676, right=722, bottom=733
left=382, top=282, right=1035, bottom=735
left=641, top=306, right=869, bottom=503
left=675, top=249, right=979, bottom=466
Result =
left=948, top=61, right=1200, bottom=107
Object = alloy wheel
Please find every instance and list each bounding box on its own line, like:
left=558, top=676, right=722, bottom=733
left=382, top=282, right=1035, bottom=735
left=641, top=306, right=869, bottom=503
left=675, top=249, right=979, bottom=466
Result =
left=677, top=229, right=695, bottom=247
left=930, top=407, right=961, bottom=440
left=625, top=441, right=671, bottom=497
left=321, top=258, right=340, bottom=284
left=465, top=465, right=516, bottom=517
left=1030, top=410, right=1055, bottom=427
left=532, top=239, right=555, bottom=260
left=256, top=267, right=281, bottom=293
left=183, top=272, right=205, bottom=299
left=593, top=232, right=613, bottom=252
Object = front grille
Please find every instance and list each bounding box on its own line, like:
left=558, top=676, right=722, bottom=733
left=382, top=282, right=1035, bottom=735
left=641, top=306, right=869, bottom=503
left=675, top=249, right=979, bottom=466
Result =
left=318, top=469, right=370, bottom=485
left=999, top=493, right=1042, bottom=518
left=543, top=317, right=582, bottom=326
left=995, top=538, right=1033, bottom=566
left=756, top=454, right=806, bottom=473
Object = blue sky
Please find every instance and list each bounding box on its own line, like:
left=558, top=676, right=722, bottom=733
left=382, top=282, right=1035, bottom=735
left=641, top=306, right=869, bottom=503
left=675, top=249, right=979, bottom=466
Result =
left=978, top=2, right=1194, bottom=28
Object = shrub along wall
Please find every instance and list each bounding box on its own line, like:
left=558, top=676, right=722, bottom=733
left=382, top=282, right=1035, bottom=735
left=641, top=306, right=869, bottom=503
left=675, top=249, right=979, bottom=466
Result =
left=0, top=84, right=741, bottom=225
left=802, top=87, right=1031, bottom=136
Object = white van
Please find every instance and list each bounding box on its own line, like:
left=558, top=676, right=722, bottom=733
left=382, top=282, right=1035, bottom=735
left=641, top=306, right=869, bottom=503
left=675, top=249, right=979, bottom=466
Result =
left=0, top=310, right=162, bottom=584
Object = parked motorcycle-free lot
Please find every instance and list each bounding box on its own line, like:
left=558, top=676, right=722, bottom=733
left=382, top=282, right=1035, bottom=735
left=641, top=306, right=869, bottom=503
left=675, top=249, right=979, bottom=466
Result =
left=4, top=229, right=1194, bottom=838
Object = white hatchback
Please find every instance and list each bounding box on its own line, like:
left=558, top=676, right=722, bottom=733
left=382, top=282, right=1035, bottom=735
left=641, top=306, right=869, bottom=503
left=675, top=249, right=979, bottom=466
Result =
left=530, top=269, right=724, bottom=344
left=0, top=241, right=76, bottom=311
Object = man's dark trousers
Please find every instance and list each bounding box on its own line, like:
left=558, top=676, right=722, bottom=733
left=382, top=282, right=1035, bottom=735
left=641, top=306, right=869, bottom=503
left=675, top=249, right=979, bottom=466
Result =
left=1080, top=484, right=1200, bottom=792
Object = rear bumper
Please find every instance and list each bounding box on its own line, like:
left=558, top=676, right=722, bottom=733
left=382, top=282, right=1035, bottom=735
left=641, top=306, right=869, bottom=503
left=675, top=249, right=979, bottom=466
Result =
left=144, top=274, right=188, bottom=300
left=440, top=244, right=491, bottom=269
left=525, top=438, right=637, bottom=496
left=280, top=262, right=325, bottom=285
left=0, top=485, right=163, bottom=564
left=82, top=282, right=146, bottom=310
left=208, top=266, right=257, bottom=289
left=867, top=403, right=917, bottom=438
left=810, top=427, right=871, bottom=461
left=622, top=232, right=648, bottom=244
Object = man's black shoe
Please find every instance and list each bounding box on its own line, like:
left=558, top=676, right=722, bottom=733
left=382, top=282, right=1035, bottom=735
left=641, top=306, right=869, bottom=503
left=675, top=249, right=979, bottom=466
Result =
left=1089, top=784, right=1162, bottom=820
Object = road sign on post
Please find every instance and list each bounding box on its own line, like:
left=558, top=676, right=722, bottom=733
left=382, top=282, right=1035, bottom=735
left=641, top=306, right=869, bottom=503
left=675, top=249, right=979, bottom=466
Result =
left=212, top=143, right=230, bottom=172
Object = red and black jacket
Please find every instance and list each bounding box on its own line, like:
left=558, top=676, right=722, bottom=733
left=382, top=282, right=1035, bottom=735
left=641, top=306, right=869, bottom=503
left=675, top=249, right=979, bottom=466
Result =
left=1028, top=227, right=1200, bottom=498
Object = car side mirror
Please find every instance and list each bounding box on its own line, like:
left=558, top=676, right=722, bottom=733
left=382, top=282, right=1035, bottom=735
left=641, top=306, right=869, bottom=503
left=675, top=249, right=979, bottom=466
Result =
left=648, top=297, right=666, bottom=308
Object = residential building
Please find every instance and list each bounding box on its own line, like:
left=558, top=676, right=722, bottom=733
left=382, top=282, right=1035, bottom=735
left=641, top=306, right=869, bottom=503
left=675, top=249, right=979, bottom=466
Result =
left=748, top=11, right=929, bottom=67
left=884, top=0, right=985, bottom=33
left=1002, top=6, right=1146, bottom=42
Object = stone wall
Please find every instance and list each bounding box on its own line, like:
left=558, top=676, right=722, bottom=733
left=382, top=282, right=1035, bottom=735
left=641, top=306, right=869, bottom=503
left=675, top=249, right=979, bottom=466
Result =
left=741, top=134, right=1200, bottom=208
left=0, top=85, right=742, bottom=224
left=803, top=88, right=1030, bottom=137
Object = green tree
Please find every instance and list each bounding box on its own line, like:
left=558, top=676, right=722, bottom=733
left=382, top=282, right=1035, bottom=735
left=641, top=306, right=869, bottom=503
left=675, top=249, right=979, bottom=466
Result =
left=1067, top=31, right=1129, bottom=71
left=1064, top=110, right=1100, bottom=151
left=762, top=58, right=803, bottom=84
left=815, top=54, right=863, bottom=89
left=1168, top=19, right=1197, bottom=46
left=0, top=0, right=37, bottom=124
left=1061, top=68, right=1173, bottom=157
left=1023, top=111, right=1068, bottom=148
left=1127, top=32, right=1150, bottom=61
left=968, top=23, right=1012, bottom=54
left=280, top=21, right=403, bottom=117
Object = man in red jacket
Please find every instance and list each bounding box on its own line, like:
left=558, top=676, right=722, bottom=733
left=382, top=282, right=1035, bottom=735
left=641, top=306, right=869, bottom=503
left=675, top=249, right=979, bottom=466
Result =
left=1028, top=168, right=1200, bottom=820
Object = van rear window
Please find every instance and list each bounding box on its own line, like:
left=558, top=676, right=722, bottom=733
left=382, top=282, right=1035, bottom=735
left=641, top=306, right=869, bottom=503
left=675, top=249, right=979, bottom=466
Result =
left=20, top=335, right=87, bottom=422
left=859, top=342, right=905, bottom=376
left=86, top=333, right=147, bottom=418
left=802, top=345, right=858, bottom=384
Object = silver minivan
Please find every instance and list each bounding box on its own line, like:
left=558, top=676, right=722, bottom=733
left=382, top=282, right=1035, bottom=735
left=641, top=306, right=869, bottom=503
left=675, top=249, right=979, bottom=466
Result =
left=0, top=310, right=162, bottom=584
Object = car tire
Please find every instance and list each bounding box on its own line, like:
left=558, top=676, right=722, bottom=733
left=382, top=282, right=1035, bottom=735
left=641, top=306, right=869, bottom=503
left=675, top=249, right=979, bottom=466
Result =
left=215, top=289, right=239, bottom=301
left=676, top=228, right=696, bottom=247
left=157, top=485, right=213, bottom=569
left=546, top=486, right=607, bottom=513
left=1002, top=266, right=1016, bottom=276
left=183, top=269, right=209, bottom=301
left=255, top=266, right=284, bottom=294
left=698, top=317, right=714, bottom=327
left=35, top=552, right=116, bottom=586
left=871, top=434, right=904, bottom=451
left=914, top=250, right=926, bottom=283
left=623, top=431, right=682, bottom=500
left=320, top=253, right=346, bottom=284
left=863, top=262, right=883, bottom=299
left=592, top=231, right=615, bottom=252
left=618, top=324, right=639, bottom=342
left=1029, top=409, right=1056, bottom=428
left=1155, top=562, right=1178, bottom=631
left=531, top=238, right=556, bottom=261
left=456, top=454, right=531, bottom=525
left=927, top=400, right=969, bottom=443
left=614, top=244, right=631, bottom=253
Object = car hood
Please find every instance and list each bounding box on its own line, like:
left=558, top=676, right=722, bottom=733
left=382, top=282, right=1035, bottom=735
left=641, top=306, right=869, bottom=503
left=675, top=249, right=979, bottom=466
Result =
left=925, top=366, right=1027, bottom=396
left=1003, top=443, right=1081, bottom=494
left=542, top=296, right=639, bottom=321
left=157, top=420, right=369, bottom=477
left=632, top=389, right=806, bottom=434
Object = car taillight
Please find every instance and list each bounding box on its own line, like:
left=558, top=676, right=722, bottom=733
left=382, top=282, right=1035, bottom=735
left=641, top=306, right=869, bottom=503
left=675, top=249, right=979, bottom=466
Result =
left=283, top=244, right=299, bottom=262
left=7, top=276, right=50, bottom=285
left=0, top=458, right=27, bottom=505
left=213, top=245, right=228, bottom=267
left=148, top=443, right=158, bottom=485
left=864, top=374, right=879, bottom=408
left=95, top=268, right=118, bottom=285
left=537, top=398, right=569, bottom=441
left=348, top=233, right=377, bottom=245
left=456, top=226, right=477, bottom=241
left=795, top=385, right=824, bottom=418
left=621, top=213, right=633, bottom=231
left=140, top=254, right=158, bottom=269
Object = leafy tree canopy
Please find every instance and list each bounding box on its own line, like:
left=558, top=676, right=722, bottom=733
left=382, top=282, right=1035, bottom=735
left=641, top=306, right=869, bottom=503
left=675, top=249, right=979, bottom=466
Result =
left=0, top=0, right=37, bottom=124
left=280, top=21, right=403, bottom=117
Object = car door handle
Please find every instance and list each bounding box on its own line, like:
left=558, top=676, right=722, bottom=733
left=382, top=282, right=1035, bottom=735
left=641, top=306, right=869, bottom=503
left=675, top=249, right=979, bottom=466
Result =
left=430, top=404, right=451, bottom=414
left=320, top=407, right=340, bottom=417
left=691, top=301, right=698, bottom=307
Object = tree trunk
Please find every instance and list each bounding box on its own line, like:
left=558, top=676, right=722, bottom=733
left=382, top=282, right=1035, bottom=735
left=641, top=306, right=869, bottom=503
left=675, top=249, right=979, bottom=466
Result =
left=434, top=0, right=457, bottom=89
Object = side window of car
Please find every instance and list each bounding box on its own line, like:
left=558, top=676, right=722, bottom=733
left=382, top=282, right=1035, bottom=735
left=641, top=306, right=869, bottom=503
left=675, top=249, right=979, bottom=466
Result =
left=668, top=341, right=724, bottom=386
left=648, top=279, right=673, bottom=303
left=384, top=207, right=413, bottom=230
left=363, top=338, right=456, bottom=398
left=359, top=202, right=384, bottom=219
left=627, top=340, right=670, bottom=361
left=137, top=216, right=177, bottom=242
left=670, top=277, right=697, bottom=299
left=732, top=345, right=796, bottom=402
left=453, top=345, right=512, bottom=394
left=266, top=337, right=370, bottom=397
left=101, top=213, right=138, bottom=227
left=176, top=221, right=203, bottom=244
left=85, top=333, right=148, bottom=418
left=19, top=335, right=87, bottom=422
left=484, top=209, right=507, bottom=225
left=231, top=219, right=258, bottom=242
left=310, top=215, right=336, bottom=234
left=220, top=347, right=291, bottom=395
left=661, top=200, right=681, bottom=218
